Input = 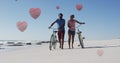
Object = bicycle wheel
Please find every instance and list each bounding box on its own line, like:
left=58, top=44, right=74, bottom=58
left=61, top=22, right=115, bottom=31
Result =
left=78, top=34, right=84, bottom=48
left=49, top=35, right=54, bottom=50
left=53, top=35, right=57, bottom=49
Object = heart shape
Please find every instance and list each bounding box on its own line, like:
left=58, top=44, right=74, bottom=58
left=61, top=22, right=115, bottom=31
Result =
left=56, top=5, right=60, bottom=10
left=76, top=4, right=83, bottom=11
left=17, top=21, right=28, bottom=32
left=97, top=49, right=104, bottom=56
left=29, top=8, right=41, bottom=19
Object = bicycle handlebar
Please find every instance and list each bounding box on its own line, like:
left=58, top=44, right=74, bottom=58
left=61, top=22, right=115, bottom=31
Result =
left=48, top=26, right=58, bottom=29
left=49, top=27, right=58, bottom=32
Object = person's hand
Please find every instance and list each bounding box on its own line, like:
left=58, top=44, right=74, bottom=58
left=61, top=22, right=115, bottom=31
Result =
left=68, top=26, right=71, bottom=28
left=82, top=22, right=85, bottom=24
left=48, top=26, right=51, bottom=29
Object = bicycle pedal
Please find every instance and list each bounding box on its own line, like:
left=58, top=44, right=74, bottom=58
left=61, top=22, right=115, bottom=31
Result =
left=78, top=44, right=80, bottom=46
left=83, top=37, right=85, bottom=39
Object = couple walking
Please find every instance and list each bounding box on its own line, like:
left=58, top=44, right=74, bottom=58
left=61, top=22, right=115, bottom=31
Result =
left=49, top=13, right=85, bottom=49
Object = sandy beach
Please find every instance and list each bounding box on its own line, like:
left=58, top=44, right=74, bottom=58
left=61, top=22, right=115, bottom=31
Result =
left=0, top=39, right=120, bottom=63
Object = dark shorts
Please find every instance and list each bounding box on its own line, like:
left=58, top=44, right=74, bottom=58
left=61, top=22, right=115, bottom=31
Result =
left=58, top=30, right=65, bottom=40
left=68, top=29, right=75, bottom=35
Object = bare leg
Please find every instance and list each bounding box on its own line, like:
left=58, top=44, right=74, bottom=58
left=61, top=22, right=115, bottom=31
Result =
left=61, top=38, right=64, bottom=49
left=68, top=34, right=71, bottom=49
left=61, top=33, right=64, bottom=49
left=59, top=38, right=61, bottom=48
left=72, top=35, right=75, bottom=48
left=58, top=32, right=61, bottom=48
left=61, top=40, right=64, bottom=49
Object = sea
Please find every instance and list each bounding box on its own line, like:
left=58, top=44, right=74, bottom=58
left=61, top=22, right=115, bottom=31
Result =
left=0, top=40, right=44, bottom=53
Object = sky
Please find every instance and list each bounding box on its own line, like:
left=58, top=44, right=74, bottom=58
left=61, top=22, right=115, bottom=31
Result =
left=0, top=0, right=120, bottom=41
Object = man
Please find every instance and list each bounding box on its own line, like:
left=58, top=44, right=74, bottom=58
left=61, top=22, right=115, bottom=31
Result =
left=49, top=13, right=65, bottom=49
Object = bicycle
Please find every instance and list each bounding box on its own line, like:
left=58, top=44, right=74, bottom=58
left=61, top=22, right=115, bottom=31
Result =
left=49, top=28, right=58, bottom=50
left=76, top=24, right=85, bottom=48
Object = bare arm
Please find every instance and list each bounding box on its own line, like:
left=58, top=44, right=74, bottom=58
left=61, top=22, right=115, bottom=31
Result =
left=49, top=21, right=56, bottom=29
left=76, top=20, right=85, bottom=24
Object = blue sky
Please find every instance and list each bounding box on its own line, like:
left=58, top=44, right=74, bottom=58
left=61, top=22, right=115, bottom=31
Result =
left=0, top=0, right=120, bottom=41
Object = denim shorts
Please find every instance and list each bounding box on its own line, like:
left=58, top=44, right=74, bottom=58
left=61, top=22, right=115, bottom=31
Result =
left=68, top=29, right=75, bottom=35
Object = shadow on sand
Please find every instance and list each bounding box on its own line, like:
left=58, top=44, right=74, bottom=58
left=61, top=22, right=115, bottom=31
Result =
left=83, top=45, right=120, bottom=49
left=62, top=45, right=120, bottom=50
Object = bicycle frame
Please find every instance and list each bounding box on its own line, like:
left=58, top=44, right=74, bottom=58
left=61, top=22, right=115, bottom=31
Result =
left=49, top=28, right=58, bottom=50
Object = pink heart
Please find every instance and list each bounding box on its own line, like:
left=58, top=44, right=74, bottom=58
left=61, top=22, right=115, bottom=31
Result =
left=97, top=49, right=104, bottom=56
left=76, top=4, right=83, bottom=11
left=17, top=21, right=28, bottom=32
left=56, top=5, right=60, bottom=10
left=29, top=8, right=41, bottom=19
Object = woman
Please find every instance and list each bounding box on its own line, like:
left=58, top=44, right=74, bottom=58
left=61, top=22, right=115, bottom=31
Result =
left=68, top=14, right=85, bottom=49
